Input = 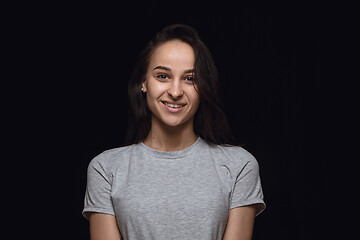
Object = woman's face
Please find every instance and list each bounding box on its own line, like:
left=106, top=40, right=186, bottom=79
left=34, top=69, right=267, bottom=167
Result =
left=142, top=40, right=200, bottom=128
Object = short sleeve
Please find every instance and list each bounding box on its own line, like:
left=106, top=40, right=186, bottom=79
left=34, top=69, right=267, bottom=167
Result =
left=82, top=153, right=115, bottom=220
left=230, top=155, right=266, bottom=216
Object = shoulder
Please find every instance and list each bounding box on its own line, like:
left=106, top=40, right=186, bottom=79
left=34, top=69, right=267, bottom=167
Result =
left=218, top=144, right=255, bottom=160
left=88, top=144, right=136, bottom=173
left=102, top=144, right=135, bottom=160
left=207, top=143, right=259, bottom=172
left=213, top=144, right=257, bottom=163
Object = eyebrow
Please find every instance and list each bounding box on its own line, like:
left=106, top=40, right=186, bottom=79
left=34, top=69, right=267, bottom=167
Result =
left=153, top=65, right=195, bottom=73
left=153, top=66, right=171, bottom=71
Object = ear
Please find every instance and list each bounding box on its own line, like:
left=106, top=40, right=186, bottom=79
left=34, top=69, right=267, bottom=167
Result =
left=141, top=81, right=148, bottom=93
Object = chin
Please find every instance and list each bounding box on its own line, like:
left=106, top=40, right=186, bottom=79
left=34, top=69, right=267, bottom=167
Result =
left=158, top=115, right=192, bottom=128
left=162, top=119, right=186, bottom=128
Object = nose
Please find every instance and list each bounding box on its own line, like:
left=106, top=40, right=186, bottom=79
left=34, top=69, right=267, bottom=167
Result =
left=167, top=81, right=184, bottom=99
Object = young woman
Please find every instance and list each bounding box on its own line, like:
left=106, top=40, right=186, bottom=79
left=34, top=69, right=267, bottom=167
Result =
left=83, top=24, right=265, bottom=240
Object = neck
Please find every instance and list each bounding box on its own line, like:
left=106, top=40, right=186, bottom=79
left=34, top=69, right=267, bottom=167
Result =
left=143, top=116, right=198, bottom=152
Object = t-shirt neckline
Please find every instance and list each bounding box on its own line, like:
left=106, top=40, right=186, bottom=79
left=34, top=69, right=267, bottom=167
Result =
left=139, top=137, right=202, bottom=159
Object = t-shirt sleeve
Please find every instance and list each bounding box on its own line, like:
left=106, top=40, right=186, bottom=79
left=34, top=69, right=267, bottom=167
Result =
left=230, top=153, right=266, bottom=216
left=82, top=153, right=115, bottom=220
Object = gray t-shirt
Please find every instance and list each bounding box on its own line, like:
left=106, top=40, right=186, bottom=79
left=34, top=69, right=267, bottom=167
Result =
left=83, top=137, right=265, bottom=240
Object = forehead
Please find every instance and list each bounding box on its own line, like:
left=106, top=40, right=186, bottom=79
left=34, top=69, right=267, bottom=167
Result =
left=148, top=40, right=195, bottom=70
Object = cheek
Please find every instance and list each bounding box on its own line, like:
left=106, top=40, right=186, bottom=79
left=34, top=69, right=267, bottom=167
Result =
left=189, top=91, right=200, bottom=111
left=146, top=79, right=162, bottom=99
left=145, top=80, right=167, bottom=109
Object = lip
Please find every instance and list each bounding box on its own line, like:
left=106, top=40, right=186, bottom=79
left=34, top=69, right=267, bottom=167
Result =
left=161, top=100, right=187, bottom=113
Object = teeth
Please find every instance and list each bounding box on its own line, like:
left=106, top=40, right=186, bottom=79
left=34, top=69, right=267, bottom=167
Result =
left=163, top=102, right=183, bottom=108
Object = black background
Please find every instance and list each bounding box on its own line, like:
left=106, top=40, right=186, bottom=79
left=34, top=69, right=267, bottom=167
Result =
left=10, top=1, right=335, bottom=239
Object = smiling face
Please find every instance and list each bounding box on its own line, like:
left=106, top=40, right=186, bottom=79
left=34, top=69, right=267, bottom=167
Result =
left=142, top=40, right=200, bottom=129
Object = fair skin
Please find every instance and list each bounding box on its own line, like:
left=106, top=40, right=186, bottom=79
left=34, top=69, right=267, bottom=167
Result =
left=141, top=40, right=200, bottom=151
left=89, top=213, right=121, bottom=240
left=89, top=40, right=257, bottom=240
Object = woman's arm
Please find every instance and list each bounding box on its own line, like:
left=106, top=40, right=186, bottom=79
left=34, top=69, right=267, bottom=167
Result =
left=222, top=205, right=257, bottom=240
left=89, top=213, right=121, bottom=240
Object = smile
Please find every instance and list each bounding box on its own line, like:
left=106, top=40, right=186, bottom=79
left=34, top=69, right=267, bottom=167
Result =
left=161, top=101, right=187, bottom=111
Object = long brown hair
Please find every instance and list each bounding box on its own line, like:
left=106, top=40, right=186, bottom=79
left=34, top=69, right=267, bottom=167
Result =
left=125, top=24, right=236, bottom=145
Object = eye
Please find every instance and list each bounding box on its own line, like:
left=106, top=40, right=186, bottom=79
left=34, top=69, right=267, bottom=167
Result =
left=184, top=76, right=195, bottom=82
left=156, top=74, right=169, bottom=80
